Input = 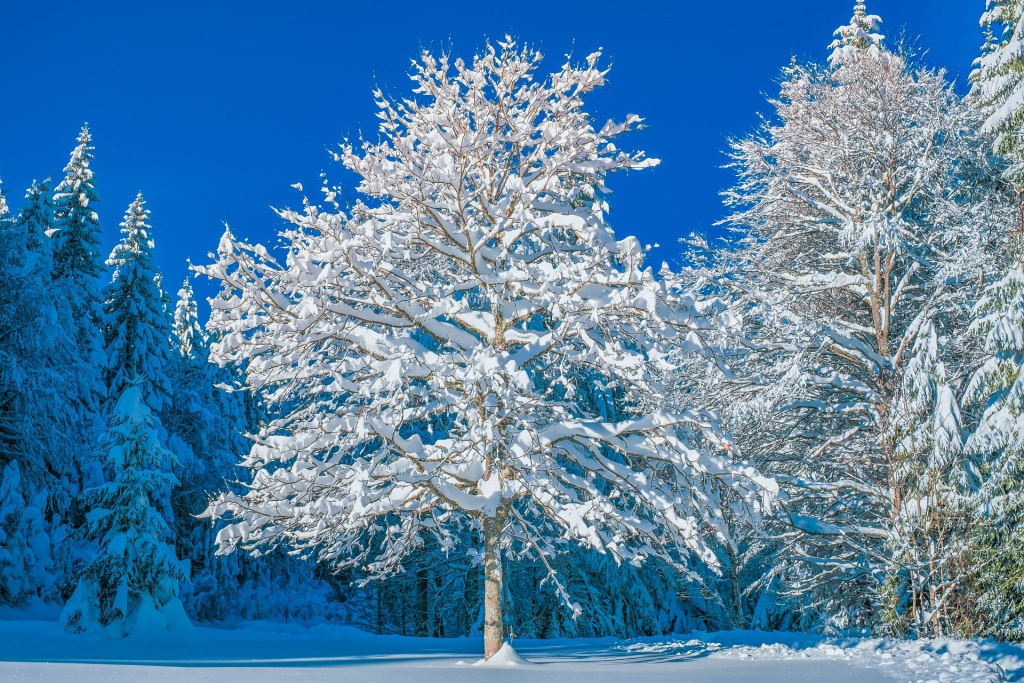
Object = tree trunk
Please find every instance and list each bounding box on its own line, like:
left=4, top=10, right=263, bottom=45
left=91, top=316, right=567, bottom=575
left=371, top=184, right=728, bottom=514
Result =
left=483, top=508, right=506, bottom=659
left=416, top=567, right=429, bottom=637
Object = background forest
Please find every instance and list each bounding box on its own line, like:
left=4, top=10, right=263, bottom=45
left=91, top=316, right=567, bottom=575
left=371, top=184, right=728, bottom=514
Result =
left=1, top=1, right=1024, bottom=645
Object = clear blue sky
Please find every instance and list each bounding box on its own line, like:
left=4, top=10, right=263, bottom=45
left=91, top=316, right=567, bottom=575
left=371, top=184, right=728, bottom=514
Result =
left=0, top=1, right=982, bottom=312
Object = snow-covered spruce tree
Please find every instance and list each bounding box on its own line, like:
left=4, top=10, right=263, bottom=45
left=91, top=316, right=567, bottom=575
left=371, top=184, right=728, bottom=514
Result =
left=973, top=3, right=1024, bottom=175
left=51, top=125, right=106, bottom=449
left=173, top=278, right=205, bottom=361
left=15, top=179, right=88, bottom=494
left=199, top=41, right=775, bottom=658
left=0, top=176, right=92, bottom=603
left=828, top=1, right=884, bottom=63
left=961, top=265, right=1024, bottom=639
left=714, top=3, right=1003, bottom=633
left=20, top=180, right=55, bottom=264
left=54, top=126, right=104, bottom=290
left=163, top=278, right=266, bottom=624
left=883, top=323, right=972, bottom=637
left=103, top=193, right=173, bottom=411
left=62, top=384, right=191, bottom=637
left=63, top=193, right=192, bottom=636
left=0, top=183, right=57, bottom=606
left=0, top=460, right=53, bottom=606
left=15, top=177, right=98, bottom=599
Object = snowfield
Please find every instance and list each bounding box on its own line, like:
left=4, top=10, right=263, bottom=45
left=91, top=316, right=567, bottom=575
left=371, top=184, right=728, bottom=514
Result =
left=0, top=618, right=1020, bottom=683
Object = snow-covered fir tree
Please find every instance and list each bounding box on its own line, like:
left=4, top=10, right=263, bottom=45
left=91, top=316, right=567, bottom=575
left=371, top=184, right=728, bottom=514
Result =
left=162, top=277, right=264, bottom=624
left=828, top=1, right=883, bottom=65
left=15, top=179, right=87, bottom=494
left=54, top=126, right=104, bottom=287
left=103, top=193, right=173, bottom=411
left=51, top=125, right=106, bottom=452
left=199, top=40, right=775, bottom=658
left=19, top=180, right=54, bottom=262
left=0, top=175, right=92, bottom=604
left=973, top=2, right=1024, bottom=161
left=973, top=1, right=1024, bottom=236
left=62, top=384, right=191, bottom=637
left=705, top=2, right=1005, bottom=633
left=884, top=323, right=972, bottom=637
left=962, top=264, right=1024, bottom=639
left=64, top=191, right=193, bottom=636
left=172, top=278, right=205, bottom=360
left=0, top=460, right=52, bottom=606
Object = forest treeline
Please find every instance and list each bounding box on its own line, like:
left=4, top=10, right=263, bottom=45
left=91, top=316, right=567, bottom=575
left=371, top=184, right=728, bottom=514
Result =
left=2, top=2, right=1024, bottom=644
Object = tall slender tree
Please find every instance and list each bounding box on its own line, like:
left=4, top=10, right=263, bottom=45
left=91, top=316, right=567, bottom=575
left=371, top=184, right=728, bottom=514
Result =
left=102, top=193, right=173, bottom=411
left=707, top=1, right=1003, bottom=632
left=0, top=175, right=88, bottom=604
left=64, top=190, right=191, bottom=636
left=52, top=124, right=105, bottom=421
left=962, top=265, right=1024, bottom=639
left=973, top=1, right=1024, bottom=232
left=172, top=278, right=206, bottom=361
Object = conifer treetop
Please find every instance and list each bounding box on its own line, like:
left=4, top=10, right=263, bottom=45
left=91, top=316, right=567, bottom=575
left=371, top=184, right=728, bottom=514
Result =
left=173, top=277, right=205, bottom=360
left=53, top=124, right=103, bottom=283
left=20, top=179, right=54, bottom=254
left=972, top=1, right=1024, bottom=159
left=829, top=2, right=884, bottom=66
left=108, top=193, right=153, bottom=263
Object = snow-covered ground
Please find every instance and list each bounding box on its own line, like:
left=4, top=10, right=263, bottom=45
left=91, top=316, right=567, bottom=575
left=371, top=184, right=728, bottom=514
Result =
left=0, top=617, right=1020, bottom=682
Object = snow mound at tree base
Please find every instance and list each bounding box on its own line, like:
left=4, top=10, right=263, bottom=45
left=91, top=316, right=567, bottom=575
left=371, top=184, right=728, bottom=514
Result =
left=123, top=595, right=196, bottom=638
left=473, top=642, right=532, bottom=666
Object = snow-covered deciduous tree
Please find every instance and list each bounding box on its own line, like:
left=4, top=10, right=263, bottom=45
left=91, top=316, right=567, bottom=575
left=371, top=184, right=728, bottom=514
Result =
left=62, top=385, right=191, bottom=638
left=198, top=40, right=775, bottom=658
left=103, top=193, right=173, bottom=411
left=709, top=2, right=1004, bottom=632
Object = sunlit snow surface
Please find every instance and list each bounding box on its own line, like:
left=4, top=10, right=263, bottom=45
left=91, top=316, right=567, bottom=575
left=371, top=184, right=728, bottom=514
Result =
left=0, top=618, right=1019, bottom=682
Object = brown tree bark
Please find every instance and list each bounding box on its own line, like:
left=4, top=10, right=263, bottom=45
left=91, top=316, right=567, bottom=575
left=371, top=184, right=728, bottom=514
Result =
left=482, top=508, right=507, bottom=659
